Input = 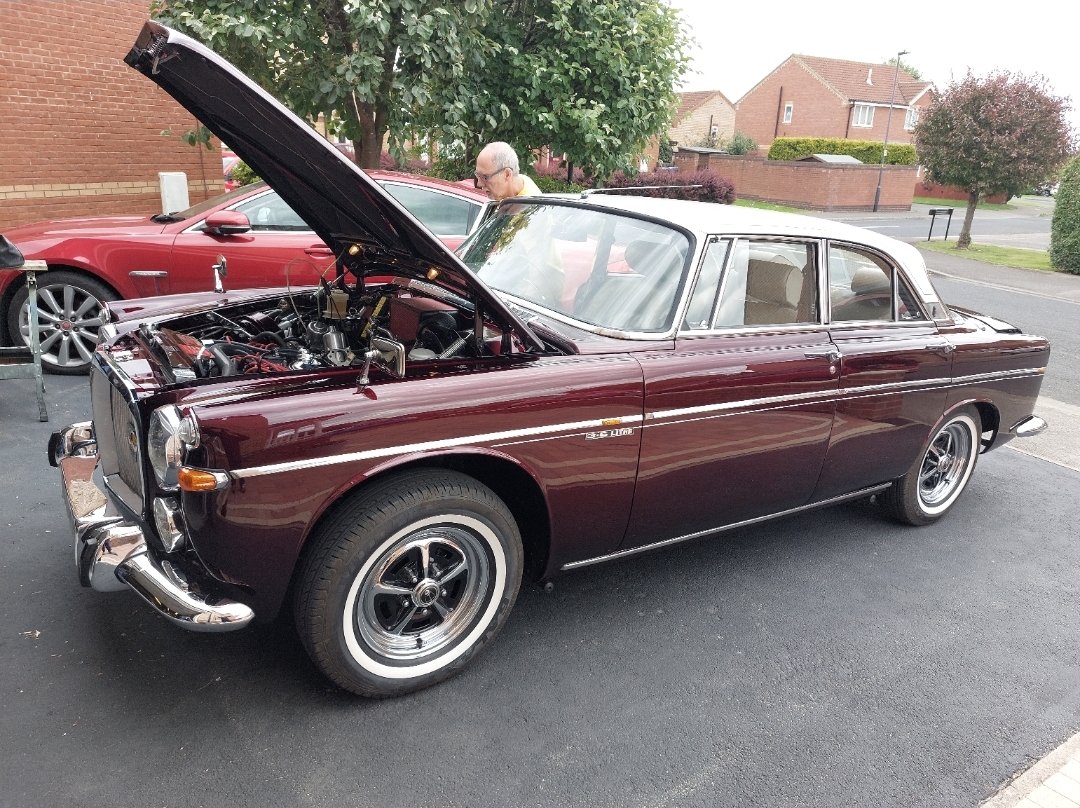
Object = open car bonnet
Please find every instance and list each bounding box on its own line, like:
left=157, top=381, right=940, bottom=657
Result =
left=125, top=20, right=541, bottom=351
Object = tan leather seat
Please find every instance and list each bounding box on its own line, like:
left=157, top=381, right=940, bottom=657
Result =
left=743, top=259, right=802, bottom=325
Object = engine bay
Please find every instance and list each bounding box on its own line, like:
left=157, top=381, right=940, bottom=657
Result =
left=139, top=279, right=525, bottom=384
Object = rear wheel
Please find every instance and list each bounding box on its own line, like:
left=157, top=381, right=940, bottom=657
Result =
left=7, top=270, right=116, bottom=375
left=880, top=407, right=981, bottom=525
left=294, top=470, right=523, bottom=697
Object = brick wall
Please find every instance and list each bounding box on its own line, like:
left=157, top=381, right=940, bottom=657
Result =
left=0, top=1, right=224, bottom=230
left=674, top=152, right=917, bottom=211
left=735, top=60, right=926, bottom=150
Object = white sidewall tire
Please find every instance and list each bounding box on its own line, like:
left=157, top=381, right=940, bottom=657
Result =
left=341, top=513, right=507, bottom=679
left=918, top=413, right=979, bottom=517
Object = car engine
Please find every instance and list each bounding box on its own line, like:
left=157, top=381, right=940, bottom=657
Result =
left=145, top=280, right=501, bottom=383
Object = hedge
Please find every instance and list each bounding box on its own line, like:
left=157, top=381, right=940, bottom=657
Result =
left=602, top=170, right=736, bottom=204
left=1050, top=155, right=1080, bottom=274
left=767, top=137, right=918, bottom=165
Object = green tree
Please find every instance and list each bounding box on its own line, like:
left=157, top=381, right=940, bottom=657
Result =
left=419, top=0, right=689, bottom=183
left=154, top=0, right=491, bottom=168
left=914, top=71, right=1075, bottom=248
left=1050, top=155, right=1080, bottom=274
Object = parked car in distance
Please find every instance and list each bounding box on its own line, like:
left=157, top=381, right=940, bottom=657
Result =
left=2, top=173, right=489, bottom=374
left=51, top=21, right=1050, bottom=698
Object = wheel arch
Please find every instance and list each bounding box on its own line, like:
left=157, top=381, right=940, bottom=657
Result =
left=2, top=262, right=122, bottom=342
left=944, top=397, right=999, bottom=452
left=293, top=452, right=552, bottom=595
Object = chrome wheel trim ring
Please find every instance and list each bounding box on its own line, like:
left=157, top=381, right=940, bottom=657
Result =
left=19, top=282, right=107, bottom=369
left=342, top=514, right=506, bottom=679
left=917, top=415, right=977, bottom=515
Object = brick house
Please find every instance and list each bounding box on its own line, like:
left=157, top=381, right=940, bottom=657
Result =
left=0, top=1, right=223, bottom=230
left=668, top=90, right=736, bottom=149
left=734, top=55, right=933, bottom=151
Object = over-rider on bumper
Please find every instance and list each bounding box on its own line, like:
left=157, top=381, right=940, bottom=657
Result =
left=49, top=421, right=254, bottom=632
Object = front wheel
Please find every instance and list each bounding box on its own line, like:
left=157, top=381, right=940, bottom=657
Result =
left=7, top=270, right=116, bottom=375
left=294, top=470, right=523, bottom=697
left=880, top=407, right=981, bottom=526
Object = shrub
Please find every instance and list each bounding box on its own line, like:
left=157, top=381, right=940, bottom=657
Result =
left=767, top=137, right=917, bottom=165
left=728, top=132, right=758, bottom=155
left=530, top=160, right=591, bottom=188
left=425, top=156, right=473, bottom=182
left=528, top=173, right=586, bottom=194
left=230, top=161, right=260, bottom=187
left=1050, top=155, right=1080, bottom=274
left=603, top=170, right=735, bottom=204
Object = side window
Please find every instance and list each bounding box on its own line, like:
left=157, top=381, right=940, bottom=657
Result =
left=234, top=191, right=308, bottom=231
left=828, top=245, right=926, bottom=322
left=683, top=238, right=730, bottom=330
left=381, top=183, right=480, bottom=236
left=715, top=240, right=818, bottom=328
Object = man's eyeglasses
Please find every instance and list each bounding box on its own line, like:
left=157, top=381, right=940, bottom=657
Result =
left=474, top=168, right=504, bottom=185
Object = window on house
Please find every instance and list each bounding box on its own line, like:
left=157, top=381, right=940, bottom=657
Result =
left=783, top=103, right=793, bottom=124
left=853, top=104, right=874, bottom=127
left=905, top=107, right=920, bottom=130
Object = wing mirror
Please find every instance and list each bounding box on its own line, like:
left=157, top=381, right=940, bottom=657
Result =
left=204, top=210, right=251, bottom=236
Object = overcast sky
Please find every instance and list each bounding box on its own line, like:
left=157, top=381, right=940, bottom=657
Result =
left=667, top=0, right=1080, bottom=134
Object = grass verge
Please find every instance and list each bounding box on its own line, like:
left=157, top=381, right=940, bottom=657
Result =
left=734, top=198, right=805, bottom=213
left=918, top=240, right=1053, bottom=271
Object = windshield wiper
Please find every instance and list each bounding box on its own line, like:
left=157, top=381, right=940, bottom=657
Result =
left=150, top=212, right=185, bottom=223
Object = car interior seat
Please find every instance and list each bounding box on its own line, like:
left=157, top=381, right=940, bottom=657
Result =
left=574, top=238, right=684, bottom=331
left=743, top=258, right=803, bottom=325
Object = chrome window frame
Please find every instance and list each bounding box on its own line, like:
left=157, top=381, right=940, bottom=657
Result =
left=823, top=239, right=932, bottom=325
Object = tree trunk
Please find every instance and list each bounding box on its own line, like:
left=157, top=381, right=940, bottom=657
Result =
left=349, top=96, right=384, bottom=169
left=956, top=190, right=979, bottom=249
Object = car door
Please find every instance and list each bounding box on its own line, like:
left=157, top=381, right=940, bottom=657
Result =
left=169, top=188, right=328, bottom=293
left=622, top=236, right=840, bottom=550
left=810, top=241, right=952, bottom=500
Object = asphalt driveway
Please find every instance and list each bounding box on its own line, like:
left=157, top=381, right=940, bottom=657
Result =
left=2, top=372, right=1078, bottom=808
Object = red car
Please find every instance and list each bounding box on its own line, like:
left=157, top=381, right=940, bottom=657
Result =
left=2, top=173, right=489, bottom=373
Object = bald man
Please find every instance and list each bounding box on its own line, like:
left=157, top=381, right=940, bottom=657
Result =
left=474, top=141, right=542, bottom=200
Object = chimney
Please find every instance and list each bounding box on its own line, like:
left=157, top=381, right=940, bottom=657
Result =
left=866, top=68, right=873, bottom=85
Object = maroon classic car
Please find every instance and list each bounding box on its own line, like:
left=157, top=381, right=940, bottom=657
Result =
left=2, top=173, right=488, bottom=374
left=50, top=22, right=1049, bottom=697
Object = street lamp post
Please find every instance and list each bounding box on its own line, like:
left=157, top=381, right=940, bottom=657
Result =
left=872, top=49, right=909, bottom=212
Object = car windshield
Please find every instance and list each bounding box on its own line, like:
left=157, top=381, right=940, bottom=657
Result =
left=459, top=201, right=692, bottom=334
left=171, top=182, right=267, bottom=220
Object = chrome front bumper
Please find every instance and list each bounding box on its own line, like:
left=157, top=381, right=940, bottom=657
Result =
left=49, top=421, right=254, bottom=632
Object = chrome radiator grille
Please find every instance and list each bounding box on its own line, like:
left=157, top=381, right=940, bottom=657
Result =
left=110, top=383, right=143, bottom=496
left=90, top=361, right=145, bottom=512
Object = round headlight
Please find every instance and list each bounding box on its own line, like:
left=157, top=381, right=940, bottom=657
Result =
left=177, top=412, right=200, bottom=448
left=148, top=405, right=184, bottom=489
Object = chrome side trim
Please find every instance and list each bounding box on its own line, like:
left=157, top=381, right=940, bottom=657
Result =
left=226, top=366, right=1047, bottom=479
left=560, top=483, right=892, bottom=571
left=644, top=366, right=1047, bottom=426
left=231, top=413, right=646, bottom=479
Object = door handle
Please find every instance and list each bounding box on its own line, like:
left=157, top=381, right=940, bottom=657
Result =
left=304, top=246, right=334, bottom=256
left=805, top=348, right=841, bottom=364
left=926, top=342, right=955, bottom=357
